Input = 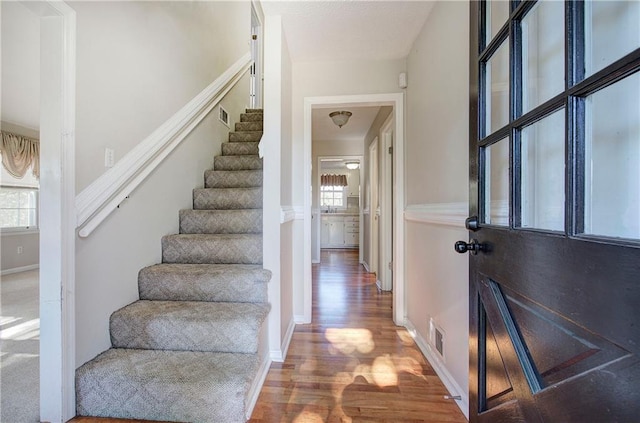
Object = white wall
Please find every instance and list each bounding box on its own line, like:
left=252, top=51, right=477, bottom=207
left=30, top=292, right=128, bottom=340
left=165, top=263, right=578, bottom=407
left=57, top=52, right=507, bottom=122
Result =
left=263, top=14, right=294, bottom=359
left=279, top=20, right=294, bottom=353
left=73, top=1, right=251, bottom=366
left=405, top=0, right=470, bottom=415
left=1, top=232, right=39, bottom=273
left=1, top=2, right=40, bottom=129
left=71, top=1, right=250, bottom=192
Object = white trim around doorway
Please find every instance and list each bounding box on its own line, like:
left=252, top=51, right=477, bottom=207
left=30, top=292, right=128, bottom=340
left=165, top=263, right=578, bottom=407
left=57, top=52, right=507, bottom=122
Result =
left=303, top=93, right=405, bottom=325
left=21, top=1, right=77, bottom=421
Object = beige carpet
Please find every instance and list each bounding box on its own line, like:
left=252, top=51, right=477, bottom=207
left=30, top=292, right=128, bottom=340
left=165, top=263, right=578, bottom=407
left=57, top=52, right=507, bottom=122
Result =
left=1, top=269, right=39, bottom=422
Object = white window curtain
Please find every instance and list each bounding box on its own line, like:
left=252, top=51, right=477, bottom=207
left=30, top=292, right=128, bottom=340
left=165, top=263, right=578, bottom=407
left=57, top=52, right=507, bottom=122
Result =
left=0, top=130, right=40, bottom=179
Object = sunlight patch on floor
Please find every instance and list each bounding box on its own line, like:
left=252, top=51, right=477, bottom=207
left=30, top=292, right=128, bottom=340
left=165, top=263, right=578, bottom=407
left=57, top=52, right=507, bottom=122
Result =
left=325, top=328, right=375, bottom=355
left=396, top=329, right=415, bottom=345
left=391, top=353, right=427, bottom=380
left=292, top=410, right=324, bottom=423
left=0, top=318, right=39, bottom=340
left=371, top=354, right=398, bottom=387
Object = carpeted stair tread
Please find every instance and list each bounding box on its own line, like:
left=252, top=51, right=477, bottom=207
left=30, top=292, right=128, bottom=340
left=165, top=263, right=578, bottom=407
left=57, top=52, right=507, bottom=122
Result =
left=245, top=108, right=263, bottom=114
left=204, top=170, right=262, bottom=188
left=214, top=155, right=263, bottom=171
left=138, top=263, right=270, bottom=303
left=240, top=113, right=263, bottom=122
left=110, top=300, right=270, bottom=353
left=179, top=209, right=262, bottom=234
left=194, top=187, right=262, bottom=210
left=235, top=121, right=262, bottom=132
left=229, top=131, right=262, bottom=143
left=162, top=233, right=262, bottom=264
left=76, top=348, right=258, bottom=422
left=222, top=141, right=259, bottom=156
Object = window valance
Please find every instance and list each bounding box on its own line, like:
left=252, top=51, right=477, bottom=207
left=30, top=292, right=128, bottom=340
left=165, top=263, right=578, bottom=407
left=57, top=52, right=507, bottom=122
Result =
left=321, top=174, right=348, bottom=187
left=0, top=130, right=39, bottom=179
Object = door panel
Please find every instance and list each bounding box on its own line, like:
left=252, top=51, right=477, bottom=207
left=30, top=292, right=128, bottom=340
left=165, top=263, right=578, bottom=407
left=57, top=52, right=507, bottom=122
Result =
left=468, top=1, right=640, bottom=421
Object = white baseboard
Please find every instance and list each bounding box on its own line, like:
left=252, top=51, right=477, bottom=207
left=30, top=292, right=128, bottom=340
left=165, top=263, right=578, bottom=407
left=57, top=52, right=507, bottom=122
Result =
left=361, top=260, right=370, bottom=273
left=312, top=259, right=320, bottom=264
left=270, top=318, right=295, bottom=363
left=404, top=319, right=469, bottom=419
left=245, top=353, right=272, bottom=421
left=294, top=314, right=307, bottom=324
left=1, top=264, right=39, bottom=276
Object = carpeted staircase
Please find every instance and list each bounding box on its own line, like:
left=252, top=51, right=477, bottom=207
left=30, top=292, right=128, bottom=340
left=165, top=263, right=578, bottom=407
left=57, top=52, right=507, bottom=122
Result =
left=76, top=109, right=270, bottom=423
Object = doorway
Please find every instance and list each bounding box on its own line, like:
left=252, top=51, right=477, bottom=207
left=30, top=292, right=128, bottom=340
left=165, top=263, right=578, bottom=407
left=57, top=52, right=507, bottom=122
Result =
left=316, top=156, right=363, bottom=262
left=367, top=138, right=379, bottom=274
left=302, top=93, right=405, bottom=325
left=377, top=115, right=394, bottom=291
left=250, top=3, right=262, bottom=109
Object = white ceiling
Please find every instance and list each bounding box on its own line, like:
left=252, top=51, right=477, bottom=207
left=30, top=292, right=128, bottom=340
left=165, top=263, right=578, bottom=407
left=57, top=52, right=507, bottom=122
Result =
left=261, top=0, right=435, bottom=62
left=312, top=106, right=380, bottom=142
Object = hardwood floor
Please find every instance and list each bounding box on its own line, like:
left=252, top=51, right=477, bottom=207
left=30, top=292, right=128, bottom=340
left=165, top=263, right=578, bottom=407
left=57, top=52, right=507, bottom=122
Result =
left=249, top=249, right=467, bottom=423
left=68, top=250, right=468, bottom=423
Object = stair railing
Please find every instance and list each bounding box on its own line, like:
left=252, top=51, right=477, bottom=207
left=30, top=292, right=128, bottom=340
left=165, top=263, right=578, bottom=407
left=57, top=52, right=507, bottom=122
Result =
left=75, top=52, right=252, bottom=238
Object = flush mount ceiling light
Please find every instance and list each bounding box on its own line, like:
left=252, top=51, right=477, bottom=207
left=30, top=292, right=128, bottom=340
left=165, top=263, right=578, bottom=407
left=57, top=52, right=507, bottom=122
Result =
left=345, top=161, right=359, bottom=170
left=329, top=111, right=352, bottom=128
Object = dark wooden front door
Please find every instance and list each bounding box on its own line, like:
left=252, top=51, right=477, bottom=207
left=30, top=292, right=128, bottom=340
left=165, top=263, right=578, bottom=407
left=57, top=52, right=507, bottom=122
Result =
left=467, top=1, right=640, bottom=422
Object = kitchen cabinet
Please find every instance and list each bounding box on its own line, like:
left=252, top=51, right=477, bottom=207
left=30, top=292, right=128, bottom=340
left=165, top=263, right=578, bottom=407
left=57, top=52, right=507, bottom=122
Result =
left=329, top=219, right=344, bottom=245
left=320, top=215, right=359, bottom=248
left=347, top=170, right=360, bottom=197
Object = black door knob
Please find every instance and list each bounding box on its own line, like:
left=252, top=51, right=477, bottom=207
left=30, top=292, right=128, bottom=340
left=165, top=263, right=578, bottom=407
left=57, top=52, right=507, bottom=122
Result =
left=454, top=239, right=486, bottom=255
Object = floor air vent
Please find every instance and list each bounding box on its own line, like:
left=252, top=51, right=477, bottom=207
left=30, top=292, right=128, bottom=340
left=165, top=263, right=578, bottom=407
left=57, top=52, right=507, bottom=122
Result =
left=430, top=318, right=445, bottom=360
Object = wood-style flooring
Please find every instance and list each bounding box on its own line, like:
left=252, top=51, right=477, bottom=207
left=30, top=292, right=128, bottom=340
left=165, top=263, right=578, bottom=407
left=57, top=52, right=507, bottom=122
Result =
left=69, top=249, right=468, bottom=423
left=249, top=249, right=467, bottom=422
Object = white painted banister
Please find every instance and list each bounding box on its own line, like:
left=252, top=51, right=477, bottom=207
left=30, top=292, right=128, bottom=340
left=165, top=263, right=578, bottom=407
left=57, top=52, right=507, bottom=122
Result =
left=75, top=52, right=252, bottom=237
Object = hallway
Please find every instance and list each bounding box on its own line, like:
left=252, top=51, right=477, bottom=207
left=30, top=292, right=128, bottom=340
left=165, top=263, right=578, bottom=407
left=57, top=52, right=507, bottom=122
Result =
left=249, top=249, right=467, bottom=422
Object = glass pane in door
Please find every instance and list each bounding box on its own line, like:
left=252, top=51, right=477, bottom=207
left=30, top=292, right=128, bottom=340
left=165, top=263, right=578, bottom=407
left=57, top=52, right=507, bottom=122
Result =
left=484, top=137, right=510, bottom=226
left=521, top=109, right=565, bottom=231
left=521, top=0, right=565, bottom=114
left=584, top=72, right=640, bottom=239
left=584, top=1, right=640, bottom=77
left=486, top=0, right=510, bottom=45
left=485, top=40, right=510, bottom=135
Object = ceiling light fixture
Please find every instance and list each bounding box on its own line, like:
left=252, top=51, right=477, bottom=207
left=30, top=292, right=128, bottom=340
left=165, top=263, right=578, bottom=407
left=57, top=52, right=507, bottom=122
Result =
left=329, top=111, right=352, bottom=128
left=345, top=162, right=359, bottom=170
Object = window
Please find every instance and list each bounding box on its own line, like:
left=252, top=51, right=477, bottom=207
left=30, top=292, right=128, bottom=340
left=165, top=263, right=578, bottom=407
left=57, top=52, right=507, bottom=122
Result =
left=0, top=187, right=38, bottom=229
left=321, top=185, right=345, bottom=208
